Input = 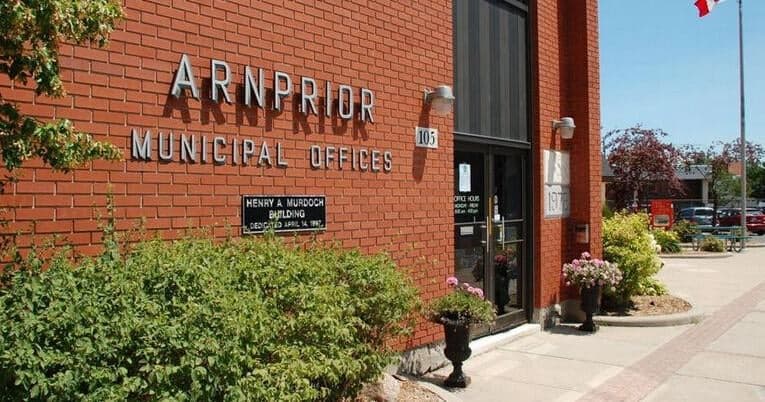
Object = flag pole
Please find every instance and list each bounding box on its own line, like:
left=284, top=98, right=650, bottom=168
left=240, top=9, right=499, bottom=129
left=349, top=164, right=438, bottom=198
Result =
left=738, top=0, right=747, bottom=247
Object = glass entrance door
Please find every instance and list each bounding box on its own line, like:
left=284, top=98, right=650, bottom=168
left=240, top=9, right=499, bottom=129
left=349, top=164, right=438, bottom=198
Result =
left=454, top=145, right=528, bottom=334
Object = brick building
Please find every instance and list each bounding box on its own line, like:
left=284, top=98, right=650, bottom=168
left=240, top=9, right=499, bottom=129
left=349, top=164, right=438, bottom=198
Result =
left=0, top=0, right=601, bottom=355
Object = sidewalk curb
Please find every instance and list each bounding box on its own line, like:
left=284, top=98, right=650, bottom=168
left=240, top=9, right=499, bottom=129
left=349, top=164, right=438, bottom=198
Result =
left=661, top=253, right=734, bottom=259
left=469, top=323, right=541, bottom=358
left=413, top=324, right=541, bottom=401
left=594, top=308, right=705, bottom=327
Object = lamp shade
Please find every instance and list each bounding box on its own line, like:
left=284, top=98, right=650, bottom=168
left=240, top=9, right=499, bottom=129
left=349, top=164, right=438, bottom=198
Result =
left=425, top=85, right=455, bottom=115
left=553, top=117, right=576, bottom=139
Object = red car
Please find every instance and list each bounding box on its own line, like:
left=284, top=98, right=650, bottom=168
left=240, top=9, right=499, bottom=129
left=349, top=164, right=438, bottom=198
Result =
left=717, top=208, right=765, bottom=235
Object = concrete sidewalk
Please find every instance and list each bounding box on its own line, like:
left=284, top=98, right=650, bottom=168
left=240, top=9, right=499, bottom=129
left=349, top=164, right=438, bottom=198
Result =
left=426, top=247, right=765, bottom=401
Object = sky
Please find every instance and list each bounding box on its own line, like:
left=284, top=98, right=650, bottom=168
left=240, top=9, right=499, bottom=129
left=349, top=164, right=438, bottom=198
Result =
left=599, top=0, right=765, bottom=149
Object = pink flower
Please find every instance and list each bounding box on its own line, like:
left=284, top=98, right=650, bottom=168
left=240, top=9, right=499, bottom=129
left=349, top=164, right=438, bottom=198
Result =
left=446, top=276, right=458, bottom=287
left=581, top=252, right=591, bottom=259
left=466, top=286, right=485, bottom=299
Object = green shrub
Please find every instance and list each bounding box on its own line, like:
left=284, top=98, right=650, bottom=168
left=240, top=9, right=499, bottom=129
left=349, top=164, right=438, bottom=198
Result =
left=652, top=229, right=681, bottom=254
left=699, top=236, right=725, bottom=252
left=671, top=220, right=699, bottom=242
left=0, top=236, right=418, bottom=401
left=603, top=213, right=667, bottom=307
left=602, top=204, right=615, bottom=219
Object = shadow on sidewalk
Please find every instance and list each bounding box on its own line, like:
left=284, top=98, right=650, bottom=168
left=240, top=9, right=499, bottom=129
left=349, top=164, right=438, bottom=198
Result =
left=548, top=324, right=596, bottom=336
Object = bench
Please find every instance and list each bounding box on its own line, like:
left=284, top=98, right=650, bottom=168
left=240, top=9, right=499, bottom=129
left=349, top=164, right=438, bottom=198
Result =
left=691, top=226, right=749, bottom=252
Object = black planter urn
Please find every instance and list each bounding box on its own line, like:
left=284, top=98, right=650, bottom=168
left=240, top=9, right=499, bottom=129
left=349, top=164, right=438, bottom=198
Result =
left=579, top=285, right=602, bottom=332
left=442, top=320, right=472, bottom=388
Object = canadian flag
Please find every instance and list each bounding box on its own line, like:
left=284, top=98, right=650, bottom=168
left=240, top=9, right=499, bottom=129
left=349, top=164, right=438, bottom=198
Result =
left=694, top=0, right=726, bottom=17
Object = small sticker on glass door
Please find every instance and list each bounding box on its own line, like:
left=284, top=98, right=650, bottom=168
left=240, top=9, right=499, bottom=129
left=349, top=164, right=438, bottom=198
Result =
left=458, top=163, right=471, bottom=192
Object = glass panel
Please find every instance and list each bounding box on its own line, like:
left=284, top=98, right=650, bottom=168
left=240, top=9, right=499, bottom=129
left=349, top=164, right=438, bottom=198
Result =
left=493, top=153, right=523, bottom=220
left=491, top=153, right=524, bottom=316
left=454, top=150, right=486, bottom=295
left=493, top=241, right=522, bottom=315
left=455, top=151, right=485, bottom=224
left=454, top=223, right=485, bottom=292
left=454, top=0, right=528, bottom=142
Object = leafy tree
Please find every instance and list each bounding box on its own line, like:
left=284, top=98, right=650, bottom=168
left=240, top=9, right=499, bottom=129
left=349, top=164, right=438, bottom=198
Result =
left=750, top=162, right=765, bottom=200
left=604, top=125, right=682, bottom=208
left=680, top=139, right=764, bottom=222
left=0, top=0, right=123, bottom=183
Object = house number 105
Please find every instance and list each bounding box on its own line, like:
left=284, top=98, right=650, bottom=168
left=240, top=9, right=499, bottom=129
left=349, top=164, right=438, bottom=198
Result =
left=415, top=127, right=438, bottom=149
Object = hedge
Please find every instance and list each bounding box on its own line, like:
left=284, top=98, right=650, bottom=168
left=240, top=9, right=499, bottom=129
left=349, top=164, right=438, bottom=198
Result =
left=0, top=234, right=418, bottom=401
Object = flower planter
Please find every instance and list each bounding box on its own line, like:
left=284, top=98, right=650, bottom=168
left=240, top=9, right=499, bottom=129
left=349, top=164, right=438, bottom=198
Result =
left=562, top=252, right=621, bottom=333
left=579, top=285, right=602, bottom=332
left=442, top=319, right=472, bottom=388
left=427, top=276, right=496, bottom=388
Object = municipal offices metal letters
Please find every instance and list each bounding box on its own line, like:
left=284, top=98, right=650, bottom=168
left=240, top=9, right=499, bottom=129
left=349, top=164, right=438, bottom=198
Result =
left=130, top=54, right=392, bottom=173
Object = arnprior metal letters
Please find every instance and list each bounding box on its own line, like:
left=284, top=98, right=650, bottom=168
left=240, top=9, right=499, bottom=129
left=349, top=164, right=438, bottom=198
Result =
left=171, top=54, right=375, bottom=122
left=130, top=54, right=393, bottom=173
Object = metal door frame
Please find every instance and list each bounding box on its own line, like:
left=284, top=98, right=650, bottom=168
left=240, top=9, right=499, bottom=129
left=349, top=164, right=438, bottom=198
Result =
left=455, top=140, right=532, bottom=334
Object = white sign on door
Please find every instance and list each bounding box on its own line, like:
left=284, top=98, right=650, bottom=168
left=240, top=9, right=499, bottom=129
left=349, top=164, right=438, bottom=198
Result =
left=458, top=163, right=471, bottom=192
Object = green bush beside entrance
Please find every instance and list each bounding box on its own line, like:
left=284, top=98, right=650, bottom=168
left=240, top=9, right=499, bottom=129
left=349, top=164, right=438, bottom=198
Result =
left=603, top=213, right=667, bottom=307
left=0, top=236, right=417, bottom=401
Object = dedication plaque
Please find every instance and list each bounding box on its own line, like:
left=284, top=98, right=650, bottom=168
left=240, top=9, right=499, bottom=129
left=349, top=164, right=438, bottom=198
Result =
left=242, top=195, right=327, bottom=234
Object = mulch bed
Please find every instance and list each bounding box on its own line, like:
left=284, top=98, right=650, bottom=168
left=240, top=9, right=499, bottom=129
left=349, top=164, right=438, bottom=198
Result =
left=397, top=381, right=443, bottom=402
left=601, top=294, right=692, bottom=316
left=354, top=377, right=443, bottom=402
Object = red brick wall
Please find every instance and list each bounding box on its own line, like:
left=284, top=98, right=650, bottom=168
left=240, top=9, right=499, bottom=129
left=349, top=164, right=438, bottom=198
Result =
left=1, top=0, right=602, bottom=346
left=531, top=0, right=602, bottom=311
left=0, top=0, right=455, bottom=348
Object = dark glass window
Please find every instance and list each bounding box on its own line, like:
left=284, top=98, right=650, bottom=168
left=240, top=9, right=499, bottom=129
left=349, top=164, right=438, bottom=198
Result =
left=454, top=0, right=528, bottom=142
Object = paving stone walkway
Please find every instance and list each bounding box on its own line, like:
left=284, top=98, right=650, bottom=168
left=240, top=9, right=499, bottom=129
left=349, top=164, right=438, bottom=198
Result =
left=429, top=247, right=765, bottom=402
left=581, top=281, right=765, bottom=401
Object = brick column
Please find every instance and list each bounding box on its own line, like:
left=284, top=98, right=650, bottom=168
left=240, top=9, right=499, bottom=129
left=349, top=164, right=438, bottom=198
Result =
left=530, top=0, right=602, bottom=325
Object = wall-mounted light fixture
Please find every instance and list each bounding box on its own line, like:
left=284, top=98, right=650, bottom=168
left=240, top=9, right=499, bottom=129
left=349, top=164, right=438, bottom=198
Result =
left=424, top=85, right=455, bottom=115
left=552, top=117, right=576, bottom=139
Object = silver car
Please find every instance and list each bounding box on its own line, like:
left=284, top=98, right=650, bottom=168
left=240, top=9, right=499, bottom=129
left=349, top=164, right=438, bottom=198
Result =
left=677, top=207, right=714, bottom=226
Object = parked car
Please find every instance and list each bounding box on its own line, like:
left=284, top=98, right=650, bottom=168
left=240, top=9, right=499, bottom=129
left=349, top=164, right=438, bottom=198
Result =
left=716, top=208, right=765, bottom=235
left=676, top=207, right=714, bottom=226
left=716, top=208, right=735, bottom=221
